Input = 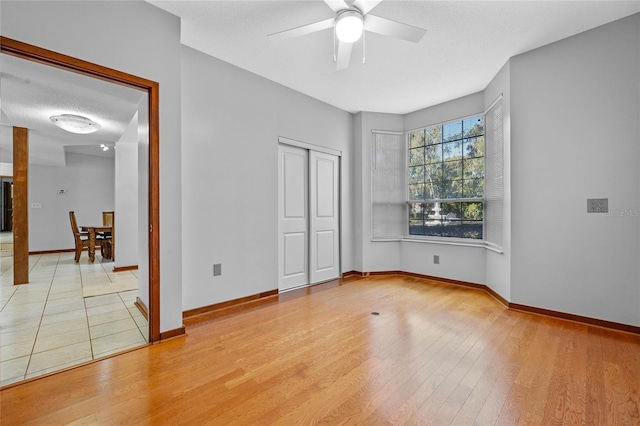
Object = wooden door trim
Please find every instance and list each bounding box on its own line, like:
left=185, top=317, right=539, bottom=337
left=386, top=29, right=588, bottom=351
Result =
left=0, top=36, right=161, bottom=343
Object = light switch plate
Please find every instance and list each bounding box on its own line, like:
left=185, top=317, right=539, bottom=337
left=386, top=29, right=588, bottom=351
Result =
left=213, top=263, right=222, bottom=276
left=587, top=198, right=608, bottom=213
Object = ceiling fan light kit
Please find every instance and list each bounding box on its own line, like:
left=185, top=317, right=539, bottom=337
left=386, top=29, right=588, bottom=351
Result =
left=268, top=0, right=426, bottom=70
left=335, top=10, right=364, bottom=43
left=50, top=114, right=101, bottom=134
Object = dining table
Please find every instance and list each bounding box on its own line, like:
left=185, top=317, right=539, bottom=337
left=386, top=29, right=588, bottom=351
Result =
left=80, top=225, right=112, bottom=263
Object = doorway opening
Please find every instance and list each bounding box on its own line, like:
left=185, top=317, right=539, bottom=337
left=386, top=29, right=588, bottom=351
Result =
left=0, top=37, right=160, bottom=385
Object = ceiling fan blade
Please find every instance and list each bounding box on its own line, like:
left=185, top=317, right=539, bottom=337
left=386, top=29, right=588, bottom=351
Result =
left=364, top=14, right=426, bottom=43
left=336, top=41, right=353, bottom=70
left=353, top=0, right=382, bottom=15
left=323, top=0, right=350, bottom=13
left=268, top=18, right=335, bottom=41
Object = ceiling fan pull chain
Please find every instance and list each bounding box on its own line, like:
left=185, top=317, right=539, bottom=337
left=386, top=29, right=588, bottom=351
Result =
left=363, top=29, right=366, bottom=64
left=333, top=25, right=337, bottom=63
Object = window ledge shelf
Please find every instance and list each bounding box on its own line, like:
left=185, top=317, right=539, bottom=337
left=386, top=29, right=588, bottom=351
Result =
left=371, top=237, right=504, bottom=254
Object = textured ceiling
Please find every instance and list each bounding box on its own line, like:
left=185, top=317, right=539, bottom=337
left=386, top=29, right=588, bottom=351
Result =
left=0, top=53, right=144, bottom=166
left=147, top=0, right=640, bottom=114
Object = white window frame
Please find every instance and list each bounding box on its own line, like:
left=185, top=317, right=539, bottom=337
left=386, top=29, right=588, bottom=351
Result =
left=405, top=113, right=486, bottom=243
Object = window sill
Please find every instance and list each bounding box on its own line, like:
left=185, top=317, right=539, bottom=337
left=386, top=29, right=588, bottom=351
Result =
left=370, top=237, right=504, bottom=254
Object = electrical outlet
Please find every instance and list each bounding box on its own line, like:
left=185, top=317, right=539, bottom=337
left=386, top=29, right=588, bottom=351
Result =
left=213, top=263, right=222, bottom=276
left=433, top=255, right=440, bottom=265
left=587, top=198, right=608, bottom=213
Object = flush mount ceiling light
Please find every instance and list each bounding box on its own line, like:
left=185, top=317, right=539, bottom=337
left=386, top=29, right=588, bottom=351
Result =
left=50, top=114, right=101, bottom=134
left=335, top=10, right=364, bottom=43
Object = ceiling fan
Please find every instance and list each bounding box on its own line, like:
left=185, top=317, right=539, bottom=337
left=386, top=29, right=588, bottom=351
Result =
left=268, top=0, right=427, bottom=70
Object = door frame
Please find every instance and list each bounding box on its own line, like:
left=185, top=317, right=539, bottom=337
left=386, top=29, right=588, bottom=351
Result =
left=277, top=136, right=342, bottom=288
left=0, top=36, right=161, bottom=343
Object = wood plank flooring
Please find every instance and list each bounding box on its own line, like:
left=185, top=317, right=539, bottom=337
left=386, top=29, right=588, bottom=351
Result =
left=1, top=274, right=639, bottom=425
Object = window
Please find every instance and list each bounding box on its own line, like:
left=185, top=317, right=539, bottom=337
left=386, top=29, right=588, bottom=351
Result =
left=484, top=99, right=504, bottom=248
left=372, top=131, right=405, bottom=239
left=408, top=116, right=484, bottom=239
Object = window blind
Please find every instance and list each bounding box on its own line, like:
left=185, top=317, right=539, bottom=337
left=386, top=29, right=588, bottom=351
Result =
left=371, top=131, right=405, bottom=239
left=484, top=99, right=504, bottom=248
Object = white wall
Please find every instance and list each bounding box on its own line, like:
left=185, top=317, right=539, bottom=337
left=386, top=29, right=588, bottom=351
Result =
left=180, top=46, right=353, bottom=311
left=2, top=0, right=183, bottom=333
left=484, top=61, right=511, bottom=301
left=114, top=113, right=139, bottom=269
left=29, top=153, right=114, bottom=252
left=510, top=13, right=640, bottom=326
left=0, top=163, right=13, bottom=176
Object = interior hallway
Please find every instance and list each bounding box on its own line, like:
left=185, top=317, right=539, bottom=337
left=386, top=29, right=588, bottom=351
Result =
left=0, top=238, right=147, bottom=386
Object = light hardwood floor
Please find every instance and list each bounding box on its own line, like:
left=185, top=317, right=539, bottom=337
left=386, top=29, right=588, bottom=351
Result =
left=1, top=274, right=639, bottom=424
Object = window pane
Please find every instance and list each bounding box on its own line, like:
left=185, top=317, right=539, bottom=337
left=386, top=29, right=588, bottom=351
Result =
left=443, top=121, right=463, bottom=142
left=461, top=222, right=483, bottom=239
left=409, top=184, right=424, bottom=200
left=409, top=202, right=426, bottom=220
left=425, top=127, right=441, bottom=145
left=462, top=179, right=483, bottom=198
left=424, top=180, right=442, bottom=199
left=409, top=147, right=424, bottom=166
left=409, top=220, right=426, bottom=235
left=408, top=166, right=424, bottom=185
left=443, top=160, right=462, bottom=181
left=463, top=116, right=484, bottom=138
left=442, top=140, right=462, bottom=161
left=409, top=131, right=425, bottom=149
left=425, top=144, right=442, bottom=164
left=463, top=136, right=484, bottom=159
left=463, top=158, right=484, bottom=179
left=424, top=162, right=442, bottom=182
left=462, top=202, right=483, bottom=221
left=440, top=202, right=461, bottom=221
left=442, top=180, right=462, bottom=198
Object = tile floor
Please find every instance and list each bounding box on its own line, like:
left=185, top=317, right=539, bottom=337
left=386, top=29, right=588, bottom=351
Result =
left=0, top=232, right=148, bottom=386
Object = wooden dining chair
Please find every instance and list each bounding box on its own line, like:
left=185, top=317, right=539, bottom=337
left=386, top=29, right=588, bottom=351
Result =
left=69, top=211, right=90, bottom=262
left=102, top=211, right=113, bottom=227
left=101, top=211, right=114, bottom=260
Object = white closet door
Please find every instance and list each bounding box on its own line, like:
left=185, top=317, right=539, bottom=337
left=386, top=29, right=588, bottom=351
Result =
left=278, top=145, right=309, bottom=291
left=309, top=151, right=340, bottom=284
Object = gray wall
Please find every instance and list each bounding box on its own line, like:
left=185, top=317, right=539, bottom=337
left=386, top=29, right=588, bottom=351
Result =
left=354, top=111, right=404, bottom=272
left=180, top=46, right=354, bottom=311
left=510, top=13, right=640, bottom=325
left=28, top=153, right=114, bottom=252
left=2, top=0, right=184, bottom=333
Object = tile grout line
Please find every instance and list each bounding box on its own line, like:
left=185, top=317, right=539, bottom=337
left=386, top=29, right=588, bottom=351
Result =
left=119, top=291, right=149, bottom=343
left=23, top=253, right=59, bottom=381
left=82, top=258, right=102, bottom=361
